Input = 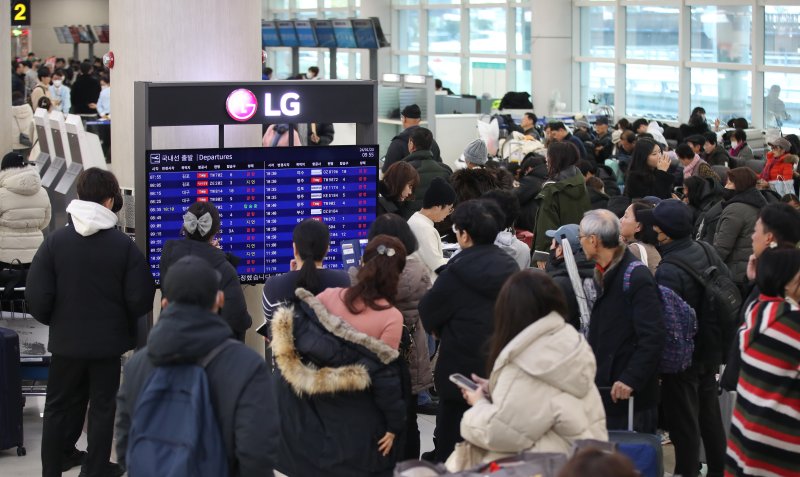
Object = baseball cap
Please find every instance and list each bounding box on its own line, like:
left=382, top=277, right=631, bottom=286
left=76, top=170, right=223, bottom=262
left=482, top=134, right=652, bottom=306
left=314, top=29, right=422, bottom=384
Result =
left=545, top=224, right=581, bottom=251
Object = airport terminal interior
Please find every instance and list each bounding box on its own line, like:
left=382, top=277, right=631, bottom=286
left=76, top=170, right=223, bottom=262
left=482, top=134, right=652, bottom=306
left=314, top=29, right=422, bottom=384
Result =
left=2, top=1, right=800, bottom=476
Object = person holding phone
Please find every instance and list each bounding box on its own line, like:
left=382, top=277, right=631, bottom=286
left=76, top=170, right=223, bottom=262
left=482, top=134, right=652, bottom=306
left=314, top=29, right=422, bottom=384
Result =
left=445, top=270, right=607, bottom=471
left=623, top=138, right=675, bottom=200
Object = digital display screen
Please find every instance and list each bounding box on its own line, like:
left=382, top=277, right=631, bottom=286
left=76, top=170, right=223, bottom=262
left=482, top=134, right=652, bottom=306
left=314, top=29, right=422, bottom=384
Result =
left=294, top=21, right=317, bottom=48
left=352, top=19, right=378, bottom=49
left=276, top=21, right=299, bottom=47
left=261, top=21, right=281, bottom=47
left=332, top=20, right=357, bottom=49
left=145, top=145, right=378, bottom=285
left=313, top=20, right=337, bottom=48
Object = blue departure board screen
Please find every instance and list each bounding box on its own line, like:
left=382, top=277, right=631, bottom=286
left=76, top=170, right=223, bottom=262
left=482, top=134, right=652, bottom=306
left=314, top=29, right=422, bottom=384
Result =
left=261, top=21, right=281, bottom=47
left=352, top=19, right=379, bottom=49
left=313, top=20, right=337, bottom=48
left=276, top=21, right=299, bottom=47
left=145, top=145, right=378, bottom=285
left=332, top=20, right=357, bottom=48
left=294, top=21, right=317, bottom=47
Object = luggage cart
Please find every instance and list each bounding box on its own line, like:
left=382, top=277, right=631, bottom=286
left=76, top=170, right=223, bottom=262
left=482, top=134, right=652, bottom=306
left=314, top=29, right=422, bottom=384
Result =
left=1, top=287, right=50, bottom=397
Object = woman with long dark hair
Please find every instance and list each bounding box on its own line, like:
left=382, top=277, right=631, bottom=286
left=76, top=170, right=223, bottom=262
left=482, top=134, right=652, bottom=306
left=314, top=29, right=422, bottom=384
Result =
left=446, top=269, right=607, bottom=471
left=623, top=138, right=674, bottom=200
left=378, top=161, right=419, bottom=219
left=160, top=200, right=251, bottom=339
left=619, top=200, right=661, bottom=274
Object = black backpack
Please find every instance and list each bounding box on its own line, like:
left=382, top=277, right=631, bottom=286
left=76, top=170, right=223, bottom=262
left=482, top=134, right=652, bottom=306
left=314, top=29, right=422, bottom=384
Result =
left=661, top=241, right=742, bottom=362
left=498, top=91, right=533, bottom=110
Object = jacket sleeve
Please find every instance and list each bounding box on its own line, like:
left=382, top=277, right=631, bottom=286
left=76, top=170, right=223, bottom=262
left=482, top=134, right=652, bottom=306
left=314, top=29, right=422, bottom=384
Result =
left=619, top=267, right=665, bottom=392
left=712, top=208, right=742, bottom=262
left=413, top=225, right=447, bottom=275
left=124, top=242, right=156, bottom=322
left=655, top=264, right=685, bottom=299
left=40, top=199, right=52, bottom=231
left=221, top=271, right=252, bottom=336
left=460, top=366, right=555, bottom=453
left=24, top=239, right=55, bottom=326
left=419, top=271, right=457, bottom=336
left=653, top=170, right=675, bottom=200
left=383, top=139, right=405, bottom=173
left=234, top=361, right=279, bottom=477
left=370, top=362, right=406, bottom=435
left=115, top=363, right=133, bottom=470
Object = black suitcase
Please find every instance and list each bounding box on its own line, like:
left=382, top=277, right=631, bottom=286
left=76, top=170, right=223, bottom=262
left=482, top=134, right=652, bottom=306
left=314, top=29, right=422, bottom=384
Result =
left=0, top=327, right=25, bottom=456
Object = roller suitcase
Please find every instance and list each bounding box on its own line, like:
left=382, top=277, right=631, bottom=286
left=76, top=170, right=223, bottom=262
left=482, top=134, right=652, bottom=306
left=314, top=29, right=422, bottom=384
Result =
left=0, top=327, right=25, bottom=456
left=607, top=396, right=662, bottom=477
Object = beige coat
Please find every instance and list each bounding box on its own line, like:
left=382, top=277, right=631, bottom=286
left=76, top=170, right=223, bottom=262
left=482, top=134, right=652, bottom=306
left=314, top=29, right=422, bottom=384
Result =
left=0, top=166, right=51, bottom=263
left=459, top=312, right=607, bottom=461
left=11, top=104, right=35, bottom=150
left=395, top=253, right=433, bottom=394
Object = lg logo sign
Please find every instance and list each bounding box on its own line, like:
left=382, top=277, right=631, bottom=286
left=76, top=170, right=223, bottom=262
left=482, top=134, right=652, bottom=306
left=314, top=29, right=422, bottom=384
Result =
left=225, top=89, right=301, bottom=122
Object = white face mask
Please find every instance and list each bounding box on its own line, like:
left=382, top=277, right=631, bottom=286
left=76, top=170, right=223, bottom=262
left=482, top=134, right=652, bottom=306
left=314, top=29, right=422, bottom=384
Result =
left=730, top=141, right=738, bottom=149
left=53, top=80, right=63, bottom=88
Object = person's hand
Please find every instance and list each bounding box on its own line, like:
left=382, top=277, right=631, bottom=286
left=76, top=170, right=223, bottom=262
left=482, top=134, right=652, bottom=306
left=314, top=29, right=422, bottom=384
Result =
left=210, top=237, right=222, bottom=249
left=377, top=432, right=395, bottom=456
left=88, top=103, right=97, bottom=109
left=461, top=386, right=485, bottom=406
left=289, top=259, right=298, bottom=271
left=310, top=133, right=320, bottom=144
left=471, top=374, right=489, bottom=393
left=536, top=261, right=547, bottom=270
left=610, top=381, right=633, bottom=403
left=714, top=118, right=721, bottom=131
left=656, top=153, right=671, bottom=172
left=746, top=254, right=757, bottom=281
left=756, top=179, right=769, bottom=190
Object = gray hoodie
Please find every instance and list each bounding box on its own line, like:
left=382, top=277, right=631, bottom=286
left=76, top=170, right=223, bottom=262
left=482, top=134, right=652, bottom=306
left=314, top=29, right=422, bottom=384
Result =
left=494, top=230, right=531, bottom=270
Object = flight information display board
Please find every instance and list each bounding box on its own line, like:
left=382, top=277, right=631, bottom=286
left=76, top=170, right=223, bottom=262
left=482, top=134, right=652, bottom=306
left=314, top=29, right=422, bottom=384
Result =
left=145, top=145, right=378, bottom=285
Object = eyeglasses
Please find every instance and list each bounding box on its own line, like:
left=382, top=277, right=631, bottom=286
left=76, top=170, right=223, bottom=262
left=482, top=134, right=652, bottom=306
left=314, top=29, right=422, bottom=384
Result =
left=578, top=234, right=593, bottom=241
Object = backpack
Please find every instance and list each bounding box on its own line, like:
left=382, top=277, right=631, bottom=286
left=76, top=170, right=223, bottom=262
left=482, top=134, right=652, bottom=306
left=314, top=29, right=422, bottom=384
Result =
left=126, top=340, right=236, bottom=477
left=623, top=261, right=697, bottom=374
left=660, top=241, right=742, bottom=362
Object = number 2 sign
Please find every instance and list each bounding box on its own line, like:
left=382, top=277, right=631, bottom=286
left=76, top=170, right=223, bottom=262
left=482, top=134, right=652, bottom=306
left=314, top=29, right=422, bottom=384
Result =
left=11, top=0, right=30, bottom=26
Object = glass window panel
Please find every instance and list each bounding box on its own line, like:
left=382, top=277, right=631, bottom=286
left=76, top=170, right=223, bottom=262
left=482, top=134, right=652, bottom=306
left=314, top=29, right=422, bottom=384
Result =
left=626, top=64, right=679, bottom=120
left=428, top=0, right=458, bottom=4
left=324, top=0, right=349, bottom=7
left=690, top=68, right=752, bottom=124
left=581, top=63, right=615, bottom=115
left=295, top=0, right=317, bottom=8
left=398, top=55, right=421, bottom=74
left=765, top=6, right=800, bottom=67
left=470, top=58, right=506, bottom=98
left=469, top=8, right=506, bottom=54
left=626, top=6, right=679, bottom=61
left=296, top=11, right=317, bottom=20
left=299, top=51, right=320, bottom=76
left=271, top=50, right=293, bottom=80
left=428, top=9, right=461, bottom=53
left=398, top=10, right=420, bottom=51
left=764, top=72, right=800, bottom=129
left=267, top=0, right=289, bottom=9
left=515, top=8, right=531, bottom=55
left=393, top=0, right=419, bottom=5
left=515, top=59, right=531, bottom=95
left=325, top=10, right=349, bottom=18
left=428, top=56, right=461, bottom=95
left=690, top=6, right=752, bottom=64
left=469, top=0, right=504, bottom=4
left=580, top=6, right=614, bottom=58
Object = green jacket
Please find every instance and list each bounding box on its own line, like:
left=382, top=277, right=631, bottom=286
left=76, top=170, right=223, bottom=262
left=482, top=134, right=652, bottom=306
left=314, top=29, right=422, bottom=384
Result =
left=405, top=150, right=453, bottom=212
left=533, top=168, right=591, bottom=252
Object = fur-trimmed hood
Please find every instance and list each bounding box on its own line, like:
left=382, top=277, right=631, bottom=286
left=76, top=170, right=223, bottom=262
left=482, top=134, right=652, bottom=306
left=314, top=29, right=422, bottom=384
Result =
left=271, top=288, right=399, bottom=397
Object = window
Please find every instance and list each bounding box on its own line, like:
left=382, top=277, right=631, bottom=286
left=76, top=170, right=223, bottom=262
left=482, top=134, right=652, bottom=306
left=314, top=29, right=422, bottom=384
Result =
left=397, top=10, right=420, bottom=51
left=765, top=6, right=800, bottom=67
left=691, top=68, right=752, bottom=124
left=470, top=58, right=506, bottom=97
left=580, top=6, right=614, bottom=59
left=515, top=7, right=531, bottom=55
left=398, top=55, right=421, bottom=74
left=581, top=63, right=615, bottom=115
left=428, top=9, right=461, bottom=53
left=690, top=6, right=752, bottom=64
left=626, top=6, right=680, bottom=61
left=428, top=56, right=461, bottom=94
left=515, top=59, right=531, bottom=93
left=626, top=64, right=679, bottom=120
left=764, top=72, right=800, bottom=129
left=469, top=8, right=506, bottom=55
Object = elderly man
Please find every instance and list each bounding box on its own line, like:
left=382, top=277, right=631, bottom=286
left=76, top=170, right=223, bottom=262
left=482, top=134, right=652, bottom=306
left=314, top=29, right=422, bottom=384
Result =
left=580, top=209, right=665, bottom=433
left=383, top=104, right=442, bottom=172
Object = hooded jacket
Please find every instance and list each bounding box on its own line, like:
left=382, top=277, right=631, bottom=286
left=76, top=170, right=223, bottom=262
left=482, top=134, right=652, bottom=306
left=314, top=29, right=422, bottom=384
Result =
left=271, top=289, right=406, bottom=477
left=394, top=253, right=433, bottom=394
left=515, top=163, right=548, bottom=232
left=115, top=304, right=277, bottom=477
left=160, top=239, right=252, bottom=339
left=25, top=200, right=155, bottom=358
left=759, top=151, right=798, bottom=182
left=405, top=149, right=453, bottom=212
left=713, top=188, right=766, bottom=284
left=533, top=167, right=591, bottom=252
left=494, top=230, right=531, bottom=270
left=459, top=313, right=607, bottom=461
left=419, top=244, right=519, bottom=401
left=0, top=165, right=51, bottom=263
left=547, top=251, right=596, bottom=330
left=383, top=125, right=442, bottom=173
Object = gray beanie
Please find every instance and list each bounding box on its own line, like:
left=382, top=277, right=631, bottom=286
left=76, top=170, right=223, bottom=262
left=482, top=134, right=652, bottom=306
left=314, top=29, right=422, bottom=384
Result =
left=463, top=139, right=488, bottom=166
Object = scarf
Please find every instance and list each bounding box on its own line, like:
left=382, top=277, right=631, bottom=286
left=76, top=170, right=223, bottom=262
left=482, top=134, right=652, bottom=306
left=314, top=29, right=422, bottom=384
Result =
left=760, top=152, right=785, bottom=181
left=683, top=154, right=703, bottom=179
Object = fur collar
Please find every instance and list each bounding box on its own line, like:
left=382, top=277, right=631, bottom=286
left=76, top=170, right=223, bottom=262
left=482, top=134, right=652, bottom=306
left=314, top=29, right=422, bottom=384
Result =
left=270, top=289, right=399, bottom=397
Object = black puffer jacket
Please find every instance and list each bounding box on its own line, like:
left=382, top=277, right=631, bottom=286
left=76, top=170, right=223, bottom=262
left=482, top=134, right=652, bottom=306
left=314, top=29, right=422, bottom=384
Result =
left=546, top=250, right=596, bottom=330
left=377, top=181, right=415, bottom=220
left=597, top=165, right=621, bottom=197
left=383, top=126, right=442, bottom=173
left=624, top=169, right=675, bottom=200
left=655, top=238, right=732, bottom=366
left=515, top=163, right=548, bottom=231
left=419, top=244, right=519, bottom=401
left=271, top=289, right=406, bottom=477
left=160, top=239, right=252, bottom=339
left=689, top=177, right=723, bottom=239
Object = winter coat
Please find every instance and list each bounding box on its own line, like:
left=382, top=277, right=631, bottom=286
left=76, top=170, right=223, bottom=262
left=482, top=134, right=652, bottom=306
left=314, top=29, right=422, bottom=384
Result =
left=655, top=238, right=732, bottom=366
left=271, top=289, right=406, bottom=477
left=588, top=188, right=610, bottom=210
left=624, top=169, right=675, bottom=200
left=405, top=150, right=452, bottom=212
left=759, top=151, right=798, bottom=182
left=459, top=313, right=608, bottom=462
left=11, top=104, right=35, bottom=150
left=307, top=122, right=335, bottom=146
left=0, top=166, right=51, bottom=263
left=70, top=74, right=101, bottom=114
left=533, top=167, right=591, bottom=252
left=706, top=144, right=731, bottom=167
left=627, top=241, right=661, bottom=275
left=596, top=165, right=621, bottom=196
left=713, top=188, right=766, bottom=285
left=729, top=143, right=754, bottom=165
left=494, top=230, right=531, bottom=270
left=377, top=181, right=415, bottom=220
left=547, top=252, right=596, bottom=330
left=588, top=247, right=665, bottom=417
left=690, top=177, right=723, bottom=240
left=408, top=211, right=447, bottom=283
left=26, top=200, right=155, bottom=358
left=394, top=253, right=433, bottom=394
left=115, top=304, right=277, bottom=477
left=419, top=244, right=519, bottom=401
left=515, top=165, right=548, bottom=232
left=564, top=134, right=588, bottom=160
left=160, top=239, right=252, bottom=339
left=383, top=125, right=442, bottom=173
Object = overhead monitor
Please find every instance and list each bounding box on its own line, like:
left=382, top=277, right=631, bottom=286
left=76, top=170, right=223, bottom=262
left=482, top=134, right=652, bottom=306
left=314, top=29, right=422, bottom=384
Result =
left=294, top=20, right=317, bottom=48
left=312, top=20, right=337, bottom=48
left=66, top=26, right=81, bottom=43
left=261, top=21, right=281, bottom=47
left=53, top=26, right=70, bottom=44
left=332, top=19, right=357, bottom=48
left=276, top=21, right=299, bottom=47
left=352, top=19, right=378, bottom=49
left=144, top=145, right=378, bottom=285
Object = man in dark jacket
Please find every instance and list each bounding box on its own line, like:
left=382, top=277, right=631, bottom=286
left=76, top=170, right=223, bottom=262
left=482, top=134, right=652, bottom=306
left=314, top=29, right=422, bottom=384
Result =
left=70, top=61, right=101, bottom=115
left=580, top=209, right=665, bottom=433
left=549, top=121, right=588, bottom=160
left=545, top=224, right=596, bottom=331
left=383, top=104, right=442, bottom=172
left=404, top=127, right=452, bottom=212
left=592, top=116, right=614, bottom=163
left=419, top=200, right=519, bottom=462
left=639, top=199, right=730, bottom=477
left=703, top=132, right=730, bottom=167
left=515, top=154, right=548, bottom=231
left=115, top=256, right=278, bottom=477
left=26, top=168, right=155, bottom=477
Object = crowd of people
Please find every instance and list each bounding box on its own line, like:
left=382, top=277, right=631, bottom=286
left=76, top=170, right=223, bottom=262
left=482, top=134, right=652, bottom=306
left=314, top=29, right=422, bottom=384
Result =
left=2, top=95, right=800, bottom=477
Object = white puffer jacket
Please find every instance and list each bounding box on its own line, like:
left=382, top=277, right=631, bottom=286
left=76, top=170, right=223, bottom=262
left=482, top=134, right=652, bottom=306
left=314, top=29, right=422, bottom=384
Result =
left=459, top=312, right=608, bottom=461
left=0, top=166, right=51, bottom=263
left=11, top=104, right=35, bottom=150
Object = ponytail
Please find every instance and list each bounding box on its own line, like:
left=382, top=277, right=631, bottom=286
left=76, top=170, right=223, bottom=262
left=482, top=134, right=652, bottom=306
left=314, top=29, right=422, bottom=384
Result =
left=291, top=219, right=331, bottom=294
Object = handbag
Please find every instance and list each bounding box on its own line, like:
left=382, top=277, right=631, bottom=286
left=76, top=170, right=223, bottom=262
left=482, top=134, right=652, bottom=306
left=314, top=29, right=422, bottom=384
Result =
left=0, top=260, right=28, bottom=300
left=769, top=175, right=794, bottom=197
left=13, top=116, right=33, bottom=148
left=445, top=441, right=489, bottom=472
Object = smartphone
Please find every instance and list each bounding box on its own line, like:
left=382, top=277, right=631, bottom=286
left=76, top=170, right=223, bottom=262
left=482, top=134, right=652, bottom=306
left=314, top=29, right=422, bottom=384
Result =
left=449, top=373, right=479, bottom=391
left=531, top=250, right=550, bottom=263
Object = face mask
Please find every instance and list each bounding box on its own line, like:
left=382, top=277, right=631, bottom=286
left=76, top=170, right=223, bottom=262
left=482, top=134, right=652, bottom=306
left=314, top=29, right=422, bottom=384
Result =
left=730, top=141, right=738, bottom=149
left=722, top=188, right=737, bottom=200
left=53, top=80, right=63, bottom=88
